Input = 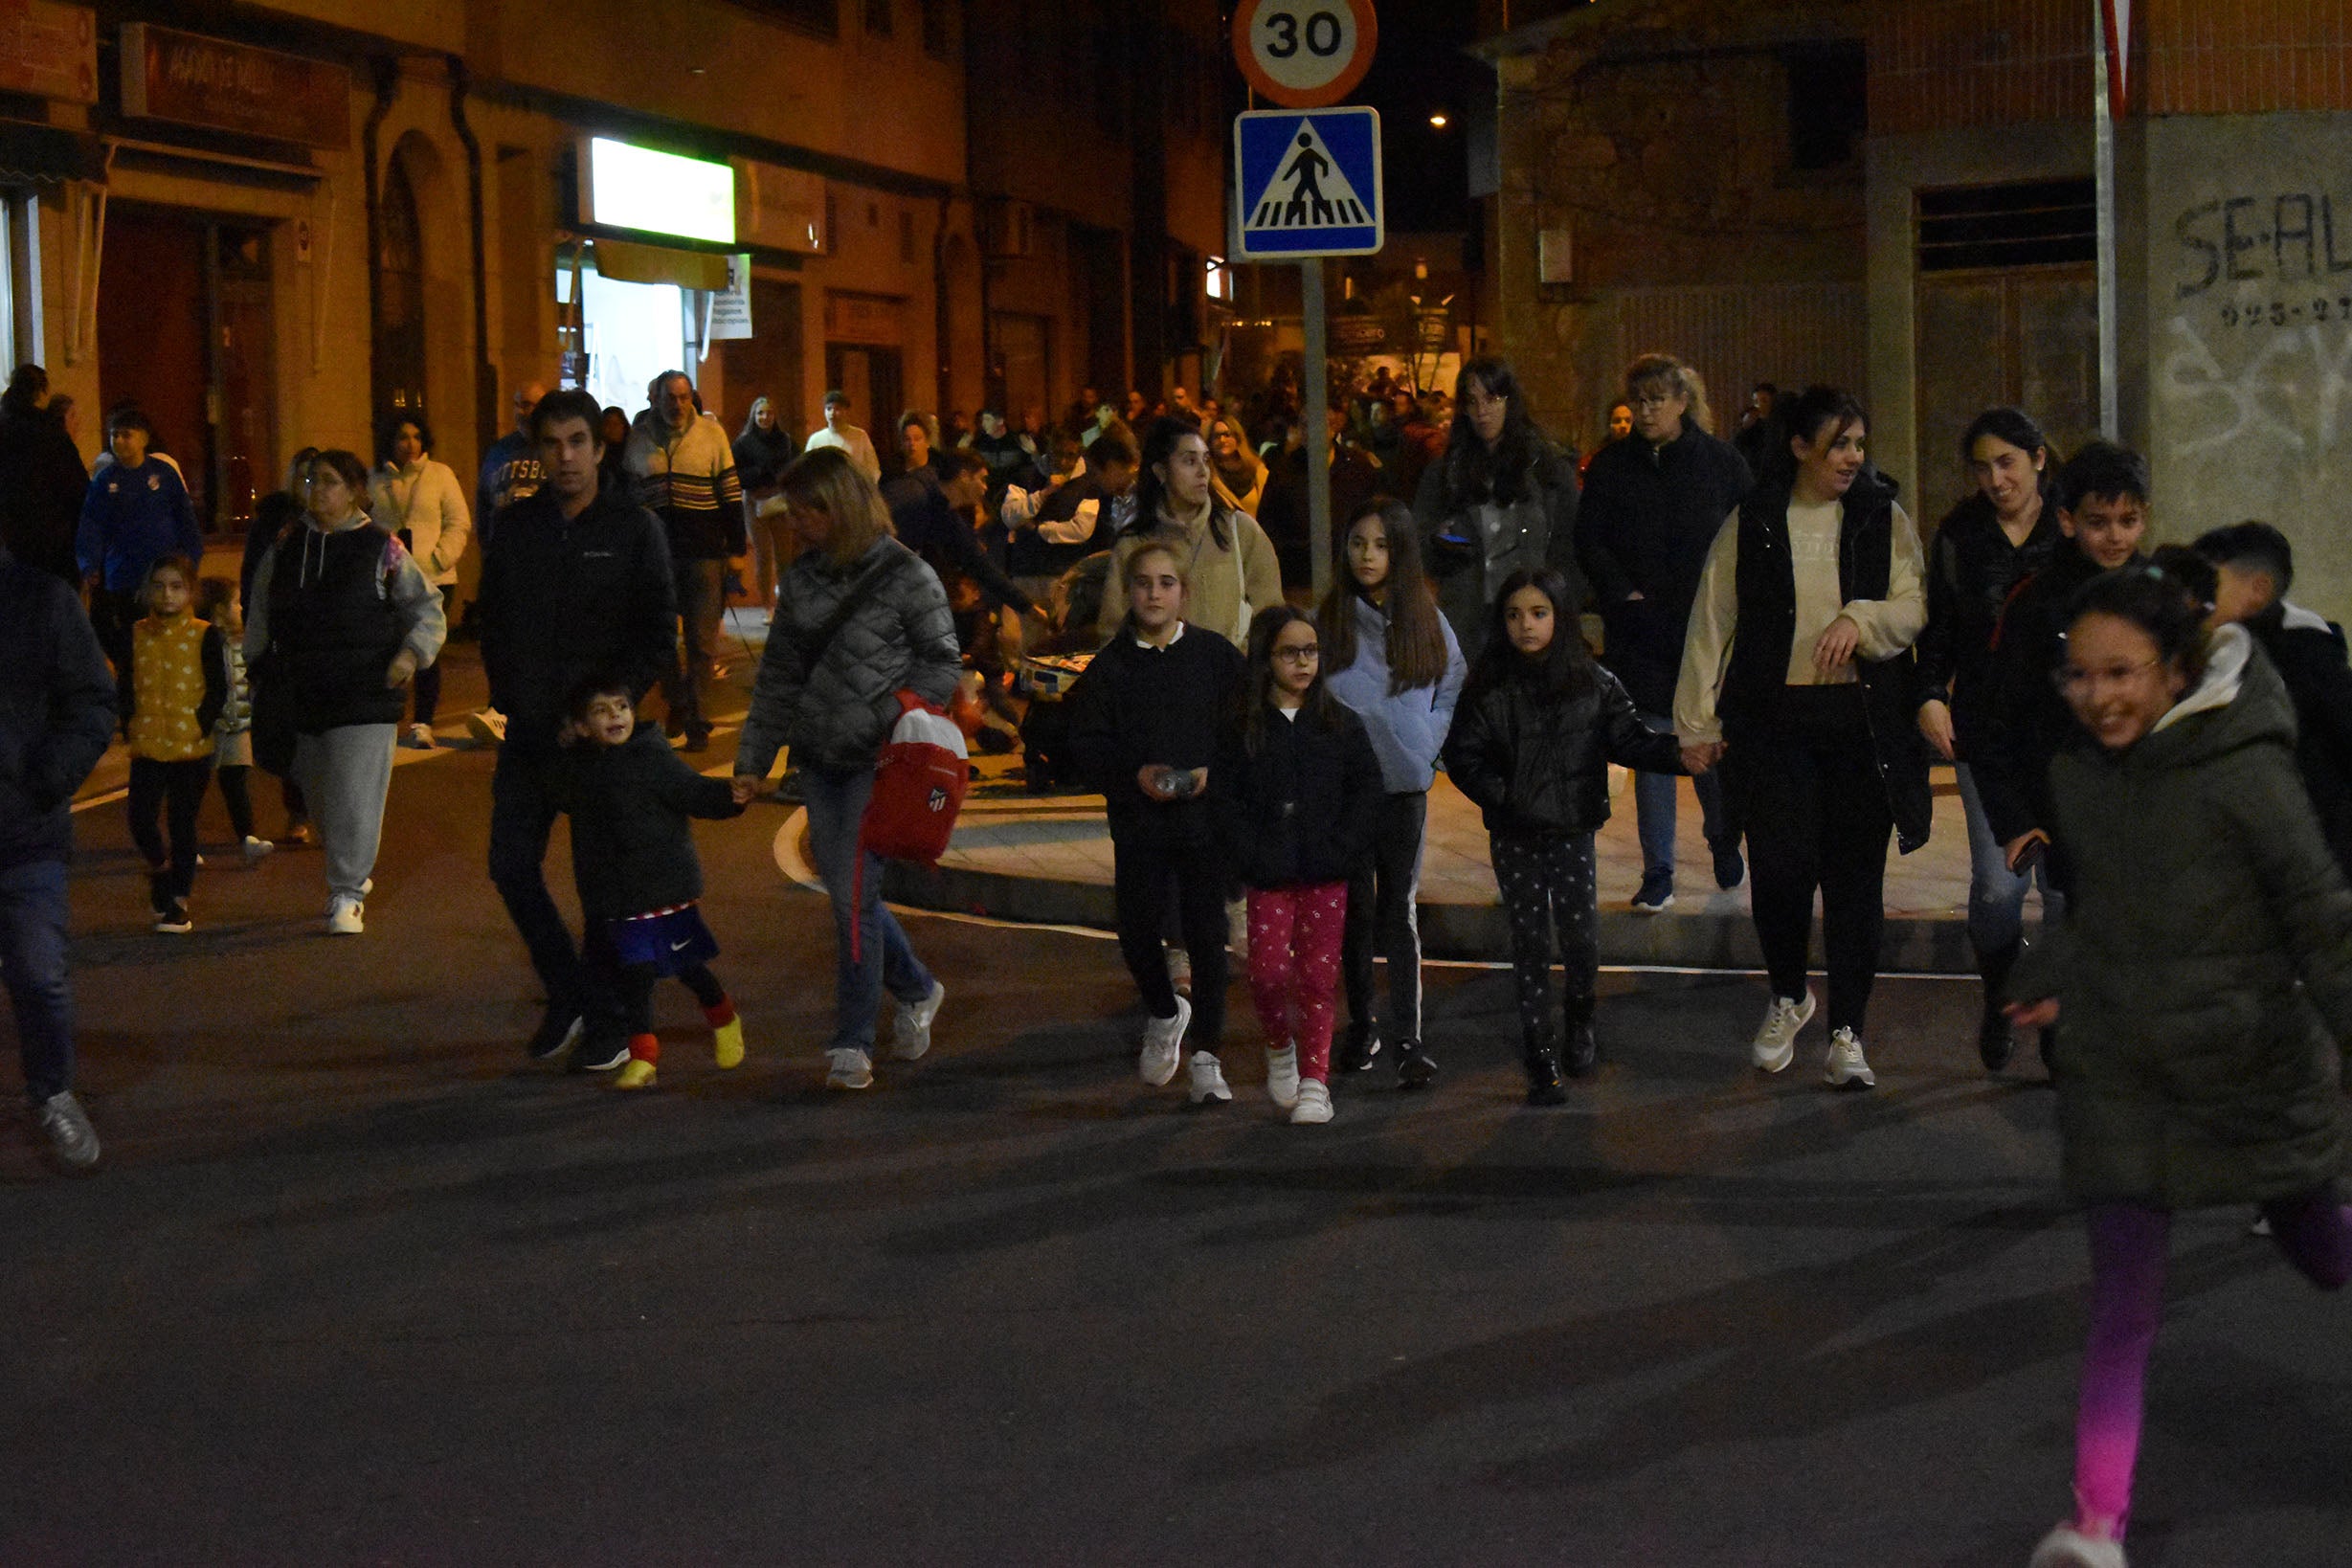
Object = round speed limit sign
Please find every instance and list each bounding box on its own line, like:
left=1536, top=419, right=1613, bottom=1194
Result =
left=1231, top=0, right=1378, bottom=108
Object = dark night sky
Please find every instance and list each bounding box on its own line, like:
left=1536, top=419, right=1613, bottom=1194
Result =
left=1334, top=0, right=1481, bottom=232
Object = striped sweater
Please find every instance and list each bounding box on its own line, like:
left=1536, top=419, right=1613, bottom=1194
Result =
left=625, top=411, right=745, bottom=561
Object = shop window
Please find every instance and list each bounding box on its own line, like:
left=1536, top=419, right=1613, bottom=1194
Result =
left=1915, top=180, right=2097, bottom=273
left=862, top=0, right=892, bottom=37
left=1783, top=42, right=1866, bottom=172
left=735, top=0, right=839, bottom=38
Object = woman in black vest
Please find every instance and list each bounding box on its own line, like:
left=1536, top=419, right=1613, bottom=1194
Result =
left=245, top=450, right=446, bottom=934
left=1673, top=387, right=1930, bottom=1089
left=1413, top=356, right=1582, bottom=660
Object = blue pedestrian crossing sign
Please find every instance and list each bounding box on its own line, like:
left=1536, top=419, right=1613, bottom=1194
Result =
left=1234, top=105, right=1382, bottom=259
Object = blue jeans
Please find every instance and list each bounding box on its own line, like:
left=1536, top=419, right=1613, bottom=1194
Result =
left=1953, top=760, right=2061, bottom=952
left=802, top=766, right=936, bottom=1054
left=0, top=859, right=74, bottom=1103
left=1634, top=711, right=1730, bottom=881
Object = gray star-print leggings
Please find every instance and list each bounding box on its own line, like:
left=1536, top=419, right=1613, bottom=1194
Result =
left=1490, top=830, right=1599, bottom=1046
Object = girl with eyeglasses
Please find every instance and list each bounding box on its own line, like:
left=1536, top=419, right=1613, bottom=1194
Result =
left=1211, top=606, right=1381, bottom=1124
left=2009, top=549, right=2352, bottom=1568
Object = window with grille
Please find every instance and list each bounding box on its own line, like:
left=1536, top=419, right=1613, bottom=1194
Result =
left=1915, top=180, right=2097, bottom=273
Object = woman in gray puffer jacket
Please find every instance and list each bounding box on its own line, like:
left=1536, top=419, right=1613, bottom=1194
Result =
left=733, top=447, right=960, bottom=1093
left=2011, top=554, right=2352, bottom=1568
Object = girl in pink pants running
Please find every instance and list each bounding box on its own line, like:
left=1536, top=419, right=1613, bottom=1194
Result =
left=1213, top=606, right=1380, bottom=1125
left=2009, top=550, right=2352, bottom=1568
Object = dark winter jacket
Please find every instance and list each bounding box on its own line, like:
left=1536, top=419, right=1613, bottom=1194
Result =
left=1211, top=698, right=1381, bottom=887
left=732, top=425, right=798, bottom=497
left=241, top=489, right=305, bottom=606
left=736, top=536, right=960, bottom=777
left=1914, top=486, right=2065, bottom=755
left=1972, top=544, right=2137, bottom=855
left=249, top=520, right=446, bottom=734
left=2249, top=600, right=2352, bottom=879
left=2013, top=630, right=2352, bottom=1208
left=1716, top=472, right=1935, bottom=854
left=477, top=485, right=679, bottom=753
left=1575, top=416, right=1752, bottom=715
left=0, top=549, right=116, bottom=871
left=76, top=457, right=202, bottom=594
left=884, top=469, right=1033, bottom=612
left=1257, top=442, right=1384, bottom=579
left=1065, top=622, right=1244, bottom=849
left=1444, top=661, right=1683, bottom=838
left=1414, top=438, right=1583, bottom=657
left=0, top=402, right=88, bottom=586
left=556, top=720, right=744, bottom=920
left=1009, top=472, right=1121, bottom=579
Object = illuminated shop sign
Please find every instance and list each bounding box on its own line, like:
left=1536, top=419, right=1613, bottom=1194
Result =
left=583, top=136, right=735, bottom=245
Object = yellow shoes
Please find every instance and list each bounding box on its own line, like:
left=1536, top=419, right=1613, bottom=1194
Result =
left=614, top=1058, right=657, bottom=1089
left=712, top=1013, right=746, bottom=1069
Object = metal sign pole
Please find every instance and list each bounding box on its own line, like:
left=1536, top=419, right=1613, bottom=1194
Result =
left=1302, top=258, right=1331, bottom=602
left=2094, top=0, right=2119, bottom=439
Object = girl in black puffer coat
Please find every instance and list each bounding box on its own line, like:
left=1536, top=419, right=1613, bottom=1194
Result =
left=1443, top=566, right=1690, bottom=1101
left=1212, top=607, right=1381, bottom=1126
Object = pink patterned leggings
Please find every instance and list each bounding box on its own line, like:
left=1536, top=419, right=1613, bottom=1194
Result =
left=2072, top=1188, right=2352, bottom=1540
left=1246, top=883, right=1349, bottom=1083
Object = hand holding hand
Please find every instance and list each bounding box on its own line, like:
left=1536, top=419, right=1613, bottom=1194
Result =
left=2006, top=997, right=2060, bottom=1029
left=731, top=774, right=763, bottom=806
left=1917, top=699, right=1956, bottom=761
left=1680, top=742, right=1722, bottom=776
left=1812, top=615, right=1861, bottom=674
left=385, top=650, right=419, bottom=688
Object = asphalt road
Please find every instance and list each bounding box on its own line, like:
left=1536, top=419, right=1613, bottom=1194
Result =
left=6, top=654, right=2351, bottom=1566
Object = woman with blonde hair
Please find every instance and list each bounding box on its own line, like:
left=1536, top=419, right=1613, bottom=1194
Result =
left=733, top=446, right=960, bottom=1091
left=1208, top=412, right=1266, bottom=516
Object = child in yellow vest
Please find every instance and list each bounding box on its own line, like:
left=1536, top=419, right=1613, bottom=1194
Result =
left=125, top=554, right=225, bottom=932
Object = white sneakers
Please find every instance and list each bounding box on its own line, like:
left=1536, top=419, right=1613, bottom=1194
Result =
left=1187, top=1050, right=1232, bottom=1104
left=891, top=980, right=946, bottom=1061
left=1824, top=1026, right=1876, bottom=1089
left=1266, top=1042, right=1300, bottom=1110
left=2028, top=1524, right=2127, bottom=1568
left=1140, top=996, right=1191, bottom=1086
left=825, top=1047, right=874, bottom=1089
left=1290, top=1079, right=1333, bottom=1125
left=240, top=835, right=275, bottom=864
left=1751, top=991, right=1817, bottom=1072
left=466, top=708, right=506, bottom=744
left=325, top=895, right=365, bottom=935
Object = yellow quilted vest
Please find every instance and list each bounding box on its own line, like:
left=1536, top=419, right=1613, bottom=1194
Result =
left=129, top=614, right=214, bottom=763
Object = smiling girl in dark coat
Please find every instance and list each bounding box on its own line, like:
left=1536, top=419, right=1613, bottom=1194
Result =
left=1443, top=566, right=1692, bottom=1102
left=1212, top=607, right=1381, bottom=1125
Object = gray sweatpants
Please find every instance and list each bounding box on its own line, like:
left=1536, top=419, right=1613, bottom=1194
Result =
left=293, top=724, right=397, bottom=902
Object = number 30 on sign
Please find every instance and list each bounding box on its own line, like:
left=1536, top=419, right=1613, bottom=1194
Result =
left=1230, top=0, right=1378, bottom=109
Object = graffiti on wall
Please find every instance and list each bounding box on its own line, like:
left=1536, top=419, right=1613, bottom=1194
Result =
left=2163, top=191, right=2352, bottom=458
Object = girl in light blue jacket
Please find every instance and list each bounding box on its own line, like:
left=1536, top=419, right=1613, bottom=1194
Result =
left=1317, top=498, right=1467, bottom=1089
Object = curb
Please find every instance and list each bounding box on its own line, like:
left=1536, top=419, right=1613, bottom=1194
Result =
left=878, top=857, right=1981, bottom=975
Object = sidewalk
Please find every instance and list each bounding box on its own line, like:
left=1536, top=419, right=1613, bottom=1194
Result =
left=883, top=757, right=2017, bottom=975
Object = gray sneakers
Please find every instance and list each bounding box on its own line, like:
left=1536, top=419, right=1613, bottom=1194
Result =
left=1751, top=991, right=1816, bottom=1072
left=34, top=1091, right=100, bottom=1172
left=890, top=980, right=946, bottom=1061
left=1824, top=1026, right=1876, bottom=1089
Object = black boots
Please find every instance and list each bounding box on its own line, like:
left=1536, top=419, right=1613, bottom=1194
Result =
left=1562, top=995, right=1598, bottom=1079
left=1396, top=1041, right=1437, bottom=1090
left=1337, top=1019, right=1382, bottom=1072
left=1523, top=1032, right=1567, bottom=1105
left=1976, top=941, right=2020, bottom=1072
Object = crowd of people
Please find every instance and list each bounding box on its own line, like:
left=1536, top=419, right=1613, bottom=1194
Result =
left=6, top=343, right=2352, bottom=1565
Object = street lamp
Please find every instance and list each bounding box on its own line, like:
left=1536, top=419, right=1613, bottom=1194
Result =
left=1427, top=112, right=1448, bottom=129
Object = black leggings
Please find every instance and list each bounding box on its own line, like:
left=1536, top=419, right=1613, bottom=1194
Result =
left=1343, top=791, right=1428, bottom=1044
left=1491, top=830, right=1599, bottom=1049
left=1734, top=685, right=1893, bottom=1035
left=1112, top=824, right=1227, bottom=1051
left=215, top=763, right=256, bottom=840
left=128, top=756, right=212, bottom=910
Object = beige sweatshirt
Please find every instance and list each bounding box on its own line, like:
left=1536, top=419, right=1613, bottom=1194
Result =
left=1095, top=498, right=1285, bottom=648
left=1673, top=495, right=1925, bottom=746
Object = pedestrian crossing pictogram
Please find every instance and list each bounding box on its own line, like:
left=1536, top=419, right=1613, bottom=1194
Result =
left=1234, top=106, right=1382, bottom=259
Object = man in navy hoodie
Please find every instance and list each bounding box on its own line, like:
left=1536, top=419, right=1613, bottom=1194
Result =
left=477, top=388, right=679, bottom=1071
left=0, top=543, right=116, bottom=1171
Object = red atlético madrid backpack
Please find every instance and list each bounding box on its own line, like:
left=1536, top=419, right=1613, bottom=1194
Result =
left=850, top=691, right=970, bottom=959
